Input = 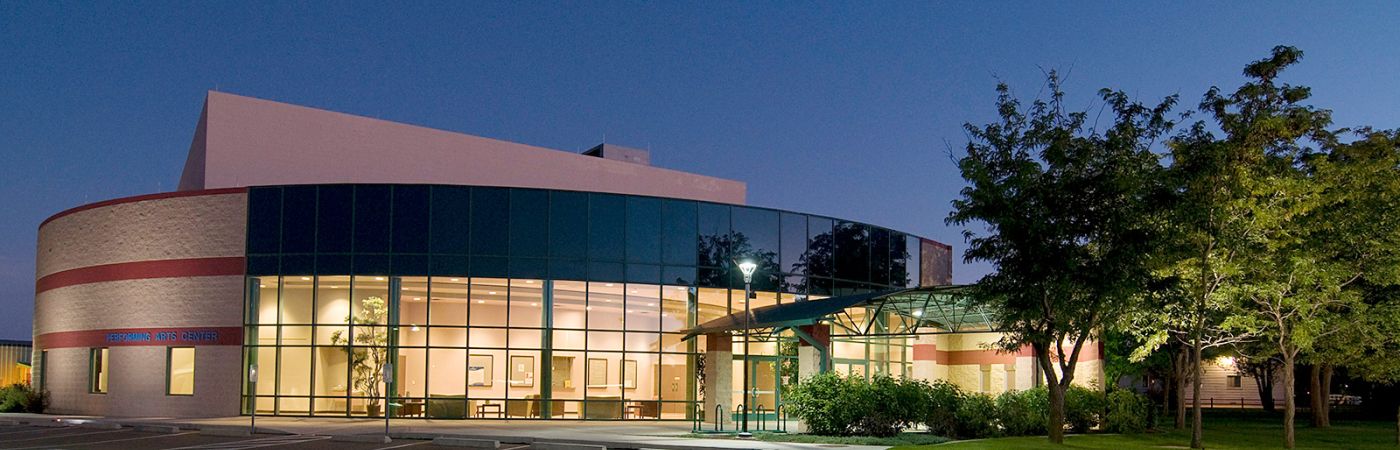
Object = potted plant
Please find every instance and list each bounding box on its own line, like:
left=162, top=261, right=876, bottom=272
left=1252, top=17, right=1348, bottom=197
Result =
left=331, top=295, right=390, bottom=417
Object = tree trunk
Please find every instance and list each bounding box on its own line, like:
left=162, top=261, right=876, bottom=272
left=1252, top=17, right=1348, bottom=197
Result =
left=1319, top=364, right=1333, bottom=428
left=1190, top=338, right=1204, bottom=448
left=1257, top=366, right=1276, bottom=412
left=1393, top=403, right=1398, bottom=446
left=1283, top=353, right=1296, bottom=449
left=1036, top=345, right=1065, bottom=444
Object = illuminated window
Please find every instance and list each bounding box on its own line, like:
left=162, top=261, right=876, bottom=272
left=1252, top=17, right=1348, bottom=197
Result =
left=167, top=347, right=196, bottom=396
left=89, top=348, right=109, bottom=394
left=1228, top=375, right=1242, bottom=388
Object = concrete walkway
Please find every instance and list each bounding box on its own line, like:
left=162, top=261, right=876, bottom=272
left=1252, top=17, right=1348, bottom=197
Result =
left=0, top=413, right=888, bottom=450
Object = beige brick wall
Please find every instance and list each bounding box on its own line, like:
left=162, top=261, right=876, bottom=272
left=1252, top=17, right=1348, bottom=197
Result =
left=36, top=192, right=246, bottom=278
left=34, top=191, right=247, bottom=417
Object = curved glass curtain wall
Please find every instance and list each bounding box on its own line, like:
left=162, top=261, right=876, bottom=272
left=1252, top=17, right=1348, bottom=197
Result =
left=243, top=184, right=927, bottom=419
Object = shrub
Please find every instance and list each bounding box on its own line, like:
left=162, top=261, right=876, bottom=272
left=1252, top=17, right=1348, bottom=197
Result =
left=995, top=386, right=1049, bottom=436
left=0, top=383, right=46, bottom=413
left=1064, top=385, right=1106, bottom=433
left=785, top=372, right=867, bottom=435
left=786, top=373, right=932, bottom=437
left=954, top=392, right=1001, bottom=439
left=920, top=380, right=964, bottom=438
left=1103, top=388, right=1152, bottom=433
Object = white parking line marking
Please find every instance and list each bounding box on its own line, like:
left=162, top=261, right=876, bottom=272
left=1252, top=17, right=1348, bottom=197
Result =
left=374, top=441, right=429, bottom=450
left=499, top=445, right=529, bottom=450
left=0, top=427, right=71, bottom=435
left=2, top=429, right=128, bottom=443
left=163, top=434, right=331, bottom=450
left=7, top=431, right=197, bottom=450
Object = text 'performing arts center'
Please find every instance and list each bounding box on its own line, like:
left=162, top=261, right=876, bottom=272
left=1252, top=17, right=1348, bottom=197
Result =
left=33, top=92, right=1102, bottom=421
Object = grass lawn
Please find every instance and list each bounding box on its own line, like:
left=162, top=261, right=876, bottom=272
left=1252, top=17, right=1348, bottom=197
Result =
left=894, top=412, right=1397, bottom=450
left=683, top=431, right=950, bottom=446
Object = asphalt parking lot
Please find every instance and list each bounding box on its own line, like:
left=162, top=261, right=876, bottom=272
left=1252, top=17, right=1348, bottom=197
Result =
left=0, top=424, right=487, bottom=450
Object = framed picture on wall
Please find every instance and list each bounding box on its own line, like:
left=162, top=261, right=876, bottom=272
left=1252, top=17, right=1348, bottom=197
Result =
left=468, top=354, right=493, bottom=387
left=587, top=358, right=608, bottom=388
left=509, top=355, right=534, bottom=387
left=622, top=359, right=638, bottom=390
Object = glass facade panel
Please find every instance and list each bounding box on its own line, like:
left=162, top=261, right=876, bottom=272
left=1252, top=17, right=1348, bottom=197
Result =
left=244, top=184, right=934, bottom=420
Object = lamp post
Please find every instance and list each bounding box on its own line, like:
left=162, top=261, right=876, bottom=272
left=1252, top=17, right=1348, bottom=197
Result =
left=736, top=260, right=758, bottom=438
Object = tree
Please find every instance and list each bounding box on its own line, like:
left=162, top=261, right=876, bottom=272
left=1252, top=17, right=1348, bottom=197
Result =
left=330, top=295, right=391, bottom=417
left=1232, top=340, right=1282, bottom=412
left=948, top=72, right=1175, bottom=443
left=1300, top=128, right=1400, bottom=428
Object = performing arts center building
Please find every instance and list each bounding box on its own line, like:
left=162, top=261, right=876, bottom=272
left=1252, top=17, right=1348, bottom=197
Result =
left=32, top=92, right=1103, bottom=422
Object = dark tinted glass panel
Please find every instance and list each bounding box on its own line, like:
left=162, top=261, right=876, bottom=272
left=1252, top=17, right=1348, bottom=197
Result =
left=429, top=186, right=471, bottom=254
left=354, top=254, right=391, bottom=274
left=870, top=228, right=890, bottom=286
left=549, top=191, right=588, bottom=259
left=280, top=186, right=317, bottom=253
left=392, top=185, right=430, bottom=253
left=783, top=275, right=806, bottom=294
left=808, top=277, right=832, bottom=296
left=626, top=264, right=660, bottom=284
left=890, top=233, right=909, bottom=287
left=353, top=185, right=392, bottom=253
left=549, top=259, right=587, bottom=280
left=282, top=254, right=314, bottom=274
left=470, top=188, right=509, bottom=256
left=697, top=267, right=726, bottom=288
left=625, top=197, right=661, bottom=263
left=696, top=203, right=730, bottom=267
left=316, top=254, right=352, bottom=274
left=316, top=186, right=353, bottom=253
left=509, top=189, right=549, bottom=257
left=834, top=221, right=869, bottom=282
left=662, top=266, right=695, bottom=286
left=431, top=255, right=470, bottom=276
left=588, top=194, right=625, bottom=262
left=393, top=254, right=430, bottom=275
left=247, top=255, right=279, bottom=275
left=779, top=213, right=806, bottom=275
left=589, top=261, right=625, bottom=282
left=247, top=188, right=282, bottom=254
left=509, top=257, right=547, bottom=279
left=470, top=256, right=507, bottom=278
left=732, top=208, right=779, bottom=272
left=661, top=200, right=697, bottom=266
left=906, top=236, right=922, bottom=287
left=804, top=217, right=834, bottom=278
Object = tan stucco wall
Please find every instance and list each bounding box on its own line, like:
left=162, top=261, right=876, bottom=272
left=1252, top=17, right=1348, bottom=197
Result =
left=910, top=332, right=1104, bottom=395
left=36, top=192, right=247, bottom=278
left=34, top=191, right=247, bottom=417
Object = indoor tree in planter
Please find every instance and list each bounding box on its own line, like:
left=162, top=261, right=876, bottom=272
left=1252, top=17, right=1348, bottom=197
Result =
left=331, top=296, right=390, bottom=417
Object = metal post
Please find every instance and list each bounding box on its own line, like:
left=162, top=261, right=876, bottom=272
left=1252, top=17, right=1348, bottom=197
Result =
left=383, top=362, right=393, bottom=439
left=248, top=364, right=257, bottom=435
left=741, top=278, right=752, bottom=437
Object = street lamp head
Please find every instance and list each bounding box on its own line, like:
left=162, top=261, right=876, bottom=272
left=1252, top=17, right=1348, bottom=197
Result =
left=737, top=260, right=758, bottom=283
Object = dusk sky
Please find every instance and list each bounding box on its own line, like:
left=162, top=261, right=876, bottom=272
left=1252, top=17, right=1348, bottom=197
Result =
left=3, top=2, right=1398, bottom=340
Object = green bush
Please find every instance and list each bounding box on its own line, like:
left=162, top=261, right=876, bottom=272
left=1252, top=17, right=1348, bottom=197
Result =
left=1103, top=388, right=1152, bottom=433
left=0, top=383, right=46, bottom=413
left=995, top=386, right=1049, bottom=436
left=785, top=373, right=932, bottom=437
left=955, top=392, right=1002, bottom=439
left=1065, top=385, right=1106, bottom=433
left=920, top=380, right=964, bottom=438
left=785, top=372, right=867, bottom=436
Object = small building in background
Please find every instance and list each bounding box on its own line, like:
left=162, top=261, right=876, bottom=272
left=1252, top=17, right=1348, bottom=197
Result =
left=0, top=340, right=33, bottom=386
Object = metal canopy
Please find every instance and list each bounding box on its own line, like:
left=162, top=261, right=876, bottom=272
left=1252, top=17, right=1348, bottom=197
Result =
left=682, top=284, right=994, bottom=340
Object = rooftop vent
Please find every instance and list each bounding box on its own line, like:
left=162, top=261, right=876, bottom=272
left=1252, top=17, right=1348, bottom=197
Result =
left=582, top=143, right=650, bottom=166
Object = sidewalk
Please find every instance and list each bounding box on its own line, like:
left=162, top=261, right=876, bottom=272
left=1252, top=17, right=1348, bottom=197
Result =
left=0, top=413, right=887, bottom=450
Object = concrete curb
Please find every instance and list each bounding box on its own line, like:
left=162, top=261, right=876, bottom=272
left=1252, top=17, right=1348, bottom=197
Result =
left=77, top=421, right=123, bottom=430
left=136, top=425, right=185, bottom=433
left=533, top=443, right=608, bottom=450
left=0, top=419, right=19, bottom=426
left=430, top=437, right=500, bottom=448
left=200, top=427, right=252, bottom=437
left=331, top=434, right=393, bottom=443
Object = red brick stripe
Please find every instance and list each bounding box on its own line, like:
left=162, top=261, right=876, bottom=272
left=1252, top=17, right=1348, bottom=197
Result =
left=37, top=327, right=244, bottom=349
left=36, top=257, right=246, bottom=294
left=40, top=187, right=247, bottom=228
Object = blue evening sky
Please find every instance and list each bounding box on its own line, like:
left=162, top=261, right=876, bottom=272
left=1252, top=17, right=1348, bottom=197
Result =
left=2, top=2, right=1397, bottom=339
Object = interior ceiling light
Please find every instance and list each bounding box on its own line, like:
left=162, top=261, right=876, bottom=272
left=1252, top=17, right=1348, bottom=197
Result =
left=300, top=277, right=311, bottom=280
left=375, top=277, right=385, bottom=281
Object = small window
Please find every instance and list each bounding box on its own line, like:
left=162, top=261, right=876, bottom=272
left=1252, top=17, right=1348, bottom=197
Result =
left=1228, top=375, right=1242, bottom=388
left=89, top=348, right=109, bottom=394
left=167, top=347, right=196, bottom=396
